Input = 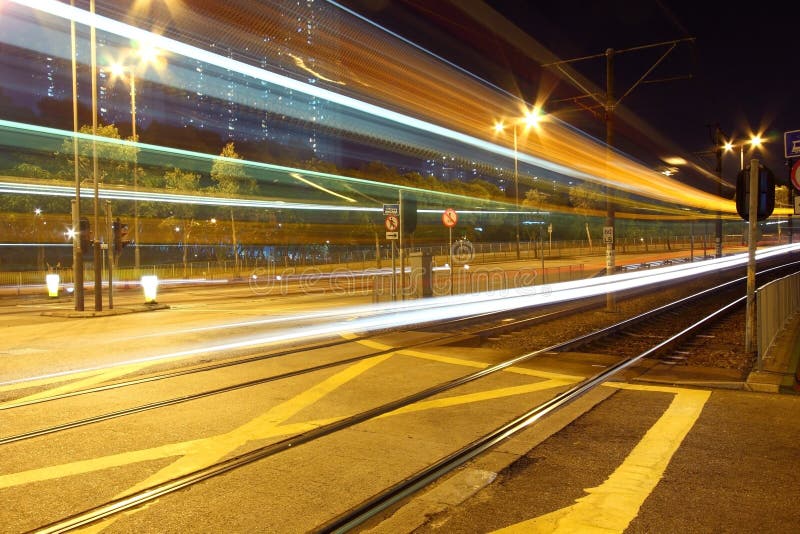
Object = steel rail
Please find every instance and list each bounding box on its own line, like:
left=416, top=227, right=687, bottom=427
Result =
left=29, top=261, right=800, bottom=532
left=315, top=294, right=747, bottom=533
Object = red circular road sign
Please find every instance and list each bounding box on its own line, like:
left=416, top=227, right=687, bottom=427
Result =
left=385, top=214, right=399, bottom=231
left=791, top=160, right=800, bottom=191
left=442, top=208, right=458, bottom=227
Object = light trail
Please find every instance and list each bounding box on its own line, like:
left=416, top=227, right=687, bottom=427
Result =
left=3, top=0, right=773, bottom=215
left=5, top=243, right=798, bottom=387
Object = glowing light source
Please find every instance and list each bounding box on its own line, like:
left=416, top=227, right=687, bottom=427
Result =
left=523, top=107, right=541, bottom=129
left=46, top=273, right=60, bottom=297
left=141, top=275, right=158, bottom=303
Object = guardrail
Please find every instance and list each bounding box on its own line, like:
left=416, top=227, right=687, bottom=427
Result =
left=757, top=271, right=800, bottom=367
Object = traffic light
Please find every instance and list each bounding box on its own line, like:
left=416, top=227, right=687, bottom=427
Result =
left=402, top=196, right=417, bottom=234
left=79, top=217, right=91, bottom=253
left=112, top=218, right=130, bottom=255
left=735, top=164, right=775, bottom=221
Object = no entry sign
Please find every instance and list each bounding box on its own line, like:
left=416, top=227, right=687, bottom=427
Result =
left=791, top=160, right=800, bottom=191
left=442, top=208, right=458, bottom=227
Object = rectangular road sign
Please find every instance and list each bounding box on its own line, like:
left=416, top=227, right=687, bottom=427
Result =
left=785, top=130, right=800, bottom=159
left=383, top=204, right=399, bottom=216
left=603, top=226, right=613, bottom=244
left=386, top=231, right=398, bottom=240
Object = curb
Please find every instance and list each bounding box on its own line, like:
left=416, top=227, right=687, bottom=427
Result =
left=40, top=303, right=170, bottom=318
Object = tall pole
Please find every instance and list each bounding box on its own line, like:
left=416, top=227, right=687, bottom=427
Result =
left=70, top=0, right=84, bottom=311
left=714, top=125, right=724, bottom=258
left=131, top=70, right=140, bottom=273
left=399, top=190, right=404, bottom=300
left=90, top=0, right=102, bottom=311
left=105, top=201, right=114, bottom=310
left=514, top=125, right=521, bottom=260
left=605, top=48, right=616, bottom=312
left=745, top=159, right=759, bottom=356
left=230, top=208, right=239, bottom=277
left=449, top=226, right=453, bottom=295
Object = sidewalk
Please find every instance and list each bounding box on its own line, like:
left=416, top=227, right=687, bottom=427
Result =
left=746, top=312, right=800, bottom=393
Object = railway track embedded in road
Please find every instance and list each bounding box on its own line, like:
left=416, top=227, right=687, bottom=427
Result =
left=5, top=258, right=799, bottom=532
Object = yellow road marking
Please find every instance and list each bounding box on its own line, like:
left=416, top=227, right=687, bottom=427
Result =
left=75, top=353, right=391, bottom=532
left=2, top=335, right=707, bottom=533
left=381, top=380, right=578, bottom=418
left=0, top=365, right=156, bottom=407
left=492, top=387, right=711, bottom=533
left=398, top=349, right=584, bottom=381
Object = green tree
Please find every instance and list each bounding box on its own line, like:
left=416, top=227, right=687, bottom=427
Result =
left=211, top=143, right=254, bottom=276
left=57, top=123, right=136, bottom=185
left=162, top=166, right=202, bottom=274
left=569, top=182, right=605, bottom=248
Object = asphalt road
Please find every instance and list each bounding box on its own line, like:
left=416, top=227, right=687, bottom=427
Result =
left=410, top=386, right=800, bottom=533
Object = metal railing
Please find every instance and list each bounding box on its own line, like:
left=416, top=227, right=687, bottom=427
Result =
left=757, top=271, right=800, bottom=365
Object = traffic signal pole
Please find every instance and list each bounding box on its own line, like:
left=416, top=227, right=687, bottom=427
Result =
left=106, top=201, right=114, bottom=310
left=745, top=159, right=758, bottom=356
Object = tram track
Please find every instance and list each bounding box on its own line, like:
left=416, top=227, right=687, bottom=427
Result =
left=13, top=258, right=796, bottom=533
left=0, top=263, right=741, bottom=443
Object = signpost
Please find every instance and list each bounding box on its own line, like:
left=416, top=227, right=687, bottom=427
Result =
left=384, top=203, right=399, bottom=299
left=603, top=226, right=613, bottom=244
left=442, top=208, right=457, bottom=294
left=385, top=214, right=399, bottom=239
left=784, top=129, right=800, bottom=159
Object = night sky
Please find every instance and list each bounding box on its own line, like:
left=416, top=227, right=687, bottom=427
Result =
left=337, top=0, right=800, bottom=191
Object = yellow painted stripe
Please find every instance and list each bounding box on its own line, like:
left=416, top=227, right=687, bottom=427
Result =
left=0, top=440, right=196, bottom=489
left=380, top=380, right=577, bottom=419
left=78, top=354, right=391, bottom=532
left=492, top=388, right=711, bottom=533
left=0, top=368, right=109, bottom=394
left=398, top=349, right=584, bottom=382
left=0, top=364, right=156, bottom=407
left=398, top=349, right=490, bottom=369
left=343, top=331, right=395, bottom=351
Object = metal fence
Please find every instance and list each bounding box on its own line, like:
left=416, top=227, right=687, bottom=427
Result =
left=757, top=271, right=800, bottom=364
left=0, top=236, right=733, bottom=296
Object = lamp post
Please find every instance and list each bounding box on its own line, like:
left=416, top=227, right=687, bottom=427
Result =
left=493, top=108, right=541, bottom=261
left=725, top=134, right=763, bottom=170
left=34, top=208, right=44, bottom=270
left=111, top=62, right=140, bottom=273
left=110, top=44, right=161, bottom=276
left=70, top=0, right=83, bottom=311
left=90, top=0, right=102, bottom=312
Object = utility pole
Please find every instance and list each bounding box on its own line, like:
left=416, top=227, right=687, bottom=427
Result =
left=91, top=0, right=103, bottom=311
left=70, top=0, right=83, bottom=311
left=604, top=48, right=616, bottom=311
left=542, top=37, right=694, bottom=312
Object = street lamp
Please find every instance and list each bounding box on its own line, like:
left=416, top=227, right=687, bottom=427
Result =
left=724, top=134, right=764, bottom=170
left=493, top=108, right=542, bottom=260
left=110, top=44, right=162, bottom=275
left=34, top=208, right=44, bottom=270
left=110, top=61, right=140, bottom=273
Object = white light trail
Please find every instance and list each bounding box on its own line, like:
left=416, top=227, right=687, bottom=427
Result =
left=4, top=244, right=798, bottom=388
left=10, top=0, right=593, bottom=182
